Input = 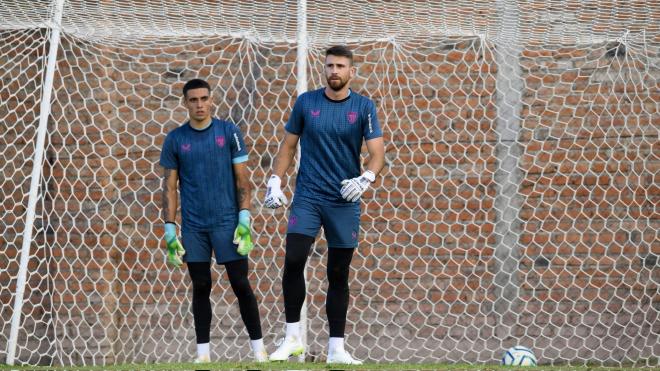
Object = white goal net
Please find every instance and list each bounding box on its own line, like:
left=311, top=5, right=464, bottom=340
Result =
left=1, top=0, right=658, bottom=367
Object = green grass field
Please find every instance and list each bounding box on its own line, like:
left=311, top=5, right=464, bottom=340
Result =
left=2, top=361, right=658, bottom=371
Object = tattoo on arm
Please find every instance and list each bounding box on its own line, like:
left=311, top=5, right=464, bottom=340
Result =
left=237, top=186, right=247, bottom=207
left=162, top=169, right=172, bottom=221
left=233, top=162, right=252, bottom=210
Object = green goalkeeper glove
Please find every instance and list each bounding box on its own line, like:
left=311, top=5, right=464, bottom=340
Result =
left=164, top=222, right=185, bottom=268
left=233, top=209, right=254, bottom=256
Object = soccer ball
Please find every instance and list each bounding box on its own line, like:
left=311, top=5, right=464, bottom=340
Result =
left=501, top=346, right=537, bottom=366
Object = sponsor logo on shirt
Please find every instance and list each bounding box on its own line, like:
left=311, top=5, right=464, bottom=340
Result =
left=181, top=143, right=191, bottom=152
left=352, top=230, right=357, bottom=240
left=311, top=109, right=320, bottom=118
left=347, top=111, right=358, bottom=124
left=233, top=133, right=241, bottom=151
left=215, top=136, right=225, bottom=148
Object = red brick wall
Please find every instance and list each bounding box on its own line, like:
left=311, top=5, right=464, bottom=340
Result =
left=515, top=44, right=658, bottom=363
left=1, top=33, right=658, bottom=366
left=0, top=29, right=56, bottom=365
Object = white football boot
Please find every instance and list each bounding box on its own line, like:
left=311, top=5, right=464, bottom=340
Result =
left=327, top=348, right=363, bottom=365
left=254, top=348, right=269, bottom=363
left=269, top=336, right=305, bottom=361
left=193, top=354, right=211, bottom=364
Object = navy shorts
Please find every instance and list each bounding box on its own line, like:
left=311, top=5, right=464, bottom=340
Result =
left=287, top=197, right=361, bottom=248
left=182, top=228, right=245, bottom=264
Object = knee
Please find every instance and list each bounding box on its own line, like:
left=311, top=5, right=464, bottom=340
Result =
left=230, top=275, right=253, bottom=298
left=191, top=275, right=212, bottom=294
left=328, top=265, right=350, bottom=288
left=284, top=252, right=307, bottom=273
left=284, top=234, right=314, bottom=273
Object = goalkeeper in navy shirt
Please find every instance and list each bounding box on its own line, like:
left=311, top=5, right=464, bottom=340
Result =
left=265, top=45, right=385, bottom=364
left=159, top=78, right=267, bottom=363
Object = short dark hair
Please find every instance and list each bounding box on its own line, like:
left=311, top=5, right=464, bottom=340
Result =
left=182, top=78, right=211, bottom=98
left=325, top=45, right=353, bottom=64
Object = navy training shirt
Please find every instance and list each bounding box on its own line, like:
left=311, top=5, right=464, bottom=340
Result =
left=285, top=88, right=382, bottom=203
left=160, top=118, right=248, bottom=231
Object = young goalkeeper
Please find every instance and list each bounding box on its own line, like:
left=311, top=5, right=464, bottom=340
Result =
left=159, top=78, right=268, bottom=363
left=264, top=45, right=385, bottom=364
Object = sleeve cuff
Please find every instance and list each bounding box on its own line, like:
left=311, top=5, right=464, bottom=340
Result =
left=232, top=155, right=248, bottom=164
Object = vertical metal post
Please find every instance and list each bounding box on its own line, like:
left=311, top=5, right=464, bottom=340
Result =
left=6, top=0, right=65, bottom=365
left=492, top=0, right=524, bottom=344
left=295, top=0, right=308, bottom=363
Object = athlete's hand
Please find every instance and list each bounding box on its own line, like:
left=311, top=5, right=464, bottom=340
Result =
left=340, top=170, right=376, bottom=202
left=164, top=222, right=185, bottom=268
left=264, top=175, right=288, bottom=209
left=233, top=209, right=254, bottom=256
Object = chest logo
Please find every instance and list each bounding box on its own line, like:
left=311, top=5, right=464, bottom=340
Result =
left=215, top=136, right=226, bottom=148
left=347, top=111, right=358, bottom=124
left=310, top=109, right=320, bottom=118
left=181, top=143, right=191, bottom=152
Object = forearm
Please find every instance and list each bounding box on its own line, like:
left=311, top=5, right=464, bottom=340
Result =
left=236, top=178, right=252, bottom=210
left=271, top=145, right=296, bottom=179
left=364, top=137, right=386, bottom=177
left=365, top=155, right=385, bottom=177
left=164, top=191, right=178, bottom=222
left=161, top=168, right=178, bottom=222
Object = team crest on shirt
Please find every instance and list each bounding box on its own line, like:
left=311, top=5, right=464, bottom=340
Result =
left=347, top=111, right=358, bottom=124
left=181, top=143, right=191, bottom=152
left=215, top=136, right=226, bottom=148
left=310, top=109, right=320, bottom=118
left=351, top=230, right=357, bottom=240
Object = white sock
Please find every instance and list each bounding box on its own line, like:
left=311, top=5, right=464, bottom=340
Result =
left=250, top=338, right=265, bottom=353
left=328, top=337, right=344, bottom=353
left=196, top=342, right=210, bottom=357
left=285, top=322, right=300, bottom=339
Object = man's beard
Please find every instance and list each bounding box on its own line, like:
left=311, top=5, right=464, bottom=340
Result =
left=327, top=75, right=348, bottom=91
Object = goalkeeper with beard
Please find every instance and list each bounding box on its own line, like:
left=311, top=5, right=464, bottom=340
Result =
left=159, top=78, right=268, bottom=363
left=265, top=45, right=385, bottom=364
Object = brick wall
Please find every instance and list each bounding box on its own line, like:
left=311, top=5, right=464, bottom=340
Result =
left=0, top=28, right=56, bottom=365
left=1, top=32, right=658, bottom=366
left=515, top=43, right=658, bottom=363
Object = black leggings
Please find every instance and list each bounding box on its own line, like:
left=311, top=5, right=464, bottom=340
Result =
left=187, top=260, right=262, bottom=343
left=282, top=233, right=355, bottom=337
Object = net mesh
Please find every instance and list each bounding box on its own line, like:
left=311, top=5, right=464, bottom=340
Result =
left=0, top=0, right=658, bottom=366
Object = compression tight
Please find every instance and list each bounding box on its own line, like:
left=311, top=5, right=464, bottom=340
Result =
left=187, top=259, right=262, bottom=343
left=282, top=233, right=355, bottom=337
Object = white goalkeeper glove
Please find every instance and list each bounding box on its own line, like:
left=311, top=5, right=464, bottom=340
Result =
left=264, top=175, right=288, bottom=209
left=340, top=170, right=375, bottom=202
